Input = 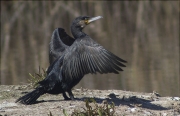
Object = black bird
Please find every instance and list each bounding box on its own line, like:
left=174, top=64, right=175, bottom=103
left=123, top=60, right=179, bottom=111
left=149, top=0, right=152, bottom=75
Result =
left=16, top=16, right=127, bottom=105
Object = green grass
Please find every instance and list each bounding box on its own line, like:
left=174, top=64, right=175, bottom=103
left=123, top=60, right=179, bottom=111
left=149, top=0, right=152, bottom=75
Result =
left=64, top=98, right=115, bottom=116
left=28, top=66, right=47, bottom=88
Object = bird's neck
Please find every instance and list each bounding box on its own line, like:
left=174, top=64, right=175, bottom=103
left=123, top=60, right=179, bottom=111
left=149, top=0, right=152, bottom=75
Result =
left=71, top=27, right=86, bottom=39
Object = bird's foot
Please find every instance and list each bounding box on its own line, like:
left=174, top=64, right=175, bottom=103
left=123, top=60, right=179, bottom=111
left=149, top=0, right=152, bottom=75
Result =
left=67, top=90, right=75, bottom=100
left=62, top=92, right=71, bottom=100
left=64, top=97, right=71, bottom=100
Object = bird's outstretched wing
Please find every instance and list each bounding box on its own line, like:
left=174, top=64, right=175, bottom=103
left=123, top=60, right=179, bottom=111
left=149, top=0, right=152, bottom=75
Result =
left=49, top=28, right=75, bottom=64
left=62, top=36, right=127, bottom=80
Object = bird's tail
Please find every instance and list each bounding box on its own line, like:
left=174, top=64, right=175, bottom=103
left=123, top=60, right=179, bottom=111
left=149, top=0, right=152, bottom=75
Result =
left=16, top=86, right=45, bottom=105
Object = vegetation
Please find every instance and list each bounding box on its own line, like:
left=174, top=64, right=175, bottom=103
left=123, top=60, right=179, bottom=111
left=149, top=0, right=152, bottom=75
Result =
left=63, top=98, right=115, bottom=116
left=28, top=66, right=46, bottom=88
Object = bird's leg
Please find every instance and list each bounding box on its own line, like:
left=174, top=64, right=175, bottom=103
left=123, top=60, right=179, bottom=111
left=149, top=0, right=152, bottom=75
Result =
left=67, top=90, right=75, bottom=100
left=62, top=92, right=71, bottom=100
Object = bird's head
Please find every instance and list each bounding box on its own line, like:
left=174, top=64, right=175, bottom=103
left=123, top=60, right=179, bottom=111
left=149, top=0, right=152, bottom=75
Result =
left=71, top=16, right=103, bottom=30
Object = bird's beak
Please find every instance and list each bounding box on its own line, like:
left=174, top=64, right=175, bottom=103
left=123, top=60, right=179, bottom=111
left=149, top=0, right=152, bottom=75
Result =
left=86, top=16, right=103, bottom=24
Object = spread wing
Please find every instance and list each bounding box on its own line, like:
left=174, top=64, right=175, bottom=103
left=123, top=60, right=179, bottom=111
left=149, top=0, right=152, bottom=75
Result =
left=49, top=28, right=75, bottom=64
left=62, top=37, right=127, bottom=80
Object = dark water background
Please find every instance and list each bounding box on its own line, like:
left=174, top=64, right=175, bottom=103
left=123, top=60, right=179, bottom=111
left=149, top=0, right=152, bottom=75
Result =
left=1, top=1, right=179, bottom=96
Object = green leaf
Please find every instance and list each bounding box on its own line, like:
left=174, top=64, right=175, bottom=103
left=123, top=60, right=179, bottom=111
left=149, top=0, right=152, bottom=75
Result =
left=63, top=109, right=68, bottom=116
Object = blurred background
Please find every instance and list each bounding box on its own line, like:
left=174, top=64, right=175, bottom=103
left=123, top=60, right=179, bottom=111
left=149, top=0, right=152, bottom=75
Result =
left=1, top=1, right=179, bottom=96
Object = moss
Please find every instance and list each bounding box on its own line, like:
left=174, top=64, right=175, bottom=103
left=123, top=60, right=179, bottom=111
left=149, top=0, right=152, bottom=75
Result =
left=0, top=91, right=17, bottom=100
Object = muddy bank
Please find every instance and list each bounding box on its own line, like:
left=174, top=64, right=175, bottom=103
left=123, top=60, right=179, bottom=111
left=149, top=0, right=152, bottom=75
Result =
left=0, top=85, right=180, bottom=116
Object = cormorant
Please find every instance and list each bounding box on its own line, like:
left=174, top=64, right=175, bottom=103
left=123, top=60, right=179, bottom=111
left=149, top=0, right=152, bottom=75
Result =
left=16, top=16, right=127, bottom=105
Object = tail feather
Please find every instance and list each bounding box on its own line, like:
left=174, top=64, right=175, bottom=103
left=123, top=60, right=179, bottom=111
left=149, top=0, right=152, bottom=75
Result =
left=16, top=87, right=45, bottom=105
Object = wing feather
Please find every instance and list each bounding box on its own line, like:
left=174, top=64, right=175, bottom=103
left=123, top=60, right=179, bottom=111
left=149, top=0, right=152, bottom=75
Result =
left=101, top=53, right=123, bottom=72
left=97, top=53, right=115, bottom=73
left=62, top=38, right=126, bottom=80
